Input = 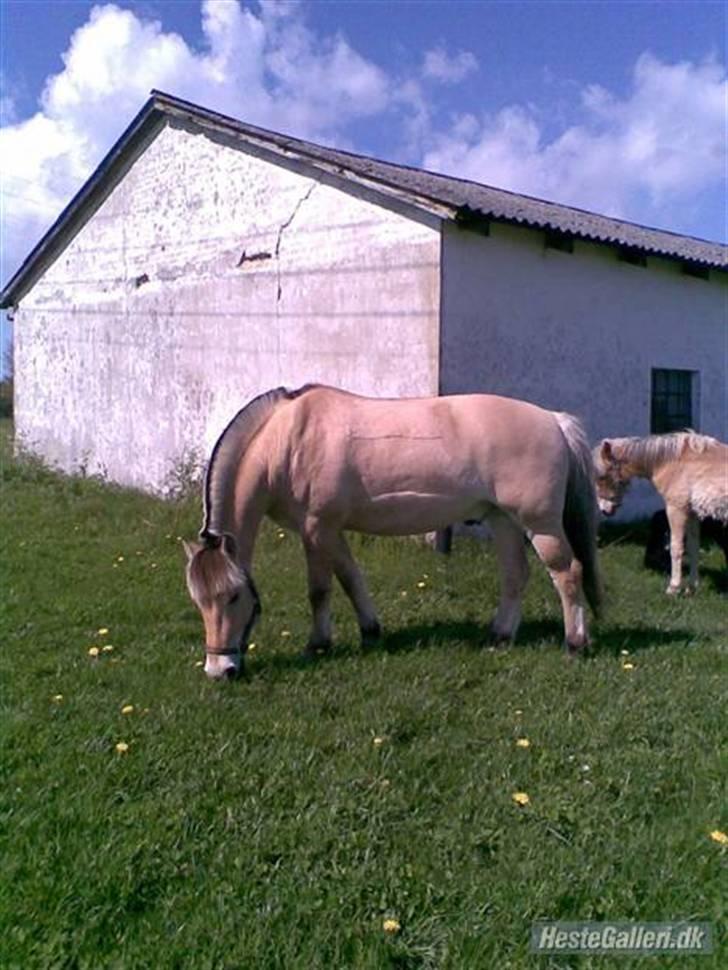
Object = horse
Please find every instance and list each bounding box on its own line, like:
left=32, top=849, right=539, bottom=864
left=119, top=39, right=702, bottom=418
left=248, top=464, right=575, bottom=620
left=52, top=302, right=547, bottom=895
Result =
left=184, top=385, right=603, bottom=679
left=594, top=432, right=728, bottom=594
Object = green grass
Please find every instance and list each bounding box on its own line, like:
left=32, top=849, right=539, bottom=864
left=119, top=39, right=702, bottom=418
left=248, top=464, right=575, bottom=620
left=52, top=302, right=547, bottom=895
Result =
left=1, top=422, right=726, bottom=969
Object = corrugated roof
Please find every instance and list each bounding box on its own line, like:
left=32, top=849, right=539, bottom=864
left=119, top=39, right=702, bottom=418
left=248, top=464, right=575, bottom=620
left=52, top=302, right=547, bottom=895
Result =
left=2, top=89, right=726, bottom=308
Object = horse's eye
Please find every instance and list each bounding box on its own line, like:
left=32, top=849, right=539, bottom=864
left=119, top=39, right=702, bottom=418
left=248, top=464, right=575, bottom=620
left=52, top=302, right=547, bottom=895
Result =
left=228, top=592, right=240, bottom=606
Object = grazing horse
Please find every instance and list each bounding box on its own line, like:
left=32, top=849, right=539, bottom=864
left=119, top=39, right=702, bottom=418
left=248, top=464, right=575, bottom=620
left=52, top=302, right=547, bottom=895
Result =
left=184, top=385, right=603, bottom=679
left=594, top=432, right=728, bottom=594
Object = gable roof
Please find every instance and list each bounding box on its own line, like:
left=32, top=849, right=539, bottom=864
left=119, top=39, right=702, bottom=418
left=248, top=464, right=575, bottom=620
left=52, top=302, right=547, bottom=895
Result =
left=2, top=89, right=726, bottom=308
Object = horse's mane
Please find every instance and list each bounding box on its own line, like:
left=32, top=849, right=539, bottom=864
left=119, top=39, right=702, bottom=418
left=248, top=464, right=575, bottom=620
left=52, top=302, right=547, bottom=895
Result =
left=612, top=430, right=720, bottom=468
left=201, top=384, right=319, bottom=538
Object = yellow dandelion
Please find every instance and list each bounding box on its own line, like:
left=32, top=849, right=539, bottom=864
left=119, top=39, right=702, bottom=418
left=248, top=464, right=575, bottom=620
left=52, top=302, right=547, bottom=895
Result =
left=195, top=660, right=204, bottom=667
left=115, top=741, right=129, bottom=754
left=622, top=662, right=635, bottom=671
left=515, top=738, right=530, bottom=748
left=400, top=590, right=408, bottom=598
left=373, top=736, right=385, bottom=747
left=422, top=573, right=429, bottom=579
left=88, top=646, right=100, bottom=657
left=121, top=704, right=134, bottom=715
left=281, top=630, right=291, bottom=638
left=382, top=918, right=401, bottom=933
left=416, top=581, right=427, bottom=589
left=248, top=642, right=257, bottom=652
left=512, top=791, right=530, bottom=806
left=151, top=563, right=158, bottom=569
left=52, top=694, right=63, bottom=703
left=277, top=530, right=286, bottom=539
left=380, top=778, right=391, bottom=788
left=514, top=708, right=523, bottom=715
left=98, top=627, right=109, bottom=636
left=165, top=533, right=172, bottom=539
left=102, top=644, right=114, bottom=653
left=710, top=830, right=728, bottom=845
left=620, top=649, right=630, bottom=656
left=117, top=556, right=125, bottom=562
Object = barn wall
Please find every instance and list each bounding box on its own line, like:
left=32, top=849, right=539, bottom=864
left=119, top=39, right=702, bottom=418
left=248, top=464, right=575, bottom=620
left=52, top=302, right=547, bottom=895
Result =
left=440, top=221, right=727, bottom=518
left=14, top=121, right=440, bottom=492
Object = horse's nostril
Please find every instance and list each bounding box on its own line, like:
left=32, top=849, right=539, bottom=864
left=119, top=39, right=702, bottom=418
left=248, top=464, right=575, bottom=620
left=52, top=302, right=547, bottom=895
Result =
left=222, top=666, right=238, bottom=681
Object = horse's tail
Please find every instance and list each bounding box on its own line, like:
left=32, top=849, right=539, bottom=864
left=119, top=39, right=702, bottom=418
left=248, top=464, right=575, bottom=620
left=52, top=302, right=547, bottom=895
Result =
left=554, top=412, right=604, bottom=618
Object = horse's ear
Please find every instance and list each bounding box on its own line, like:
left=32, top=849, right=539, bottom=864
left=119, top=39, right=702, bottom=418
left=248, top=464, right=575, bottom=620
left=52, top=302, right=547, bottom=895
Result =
left=222, top=533, right=238, bottom=559
left=182, top=539, right=202, bottom=563
left=600, top=440, right=613, bottom=462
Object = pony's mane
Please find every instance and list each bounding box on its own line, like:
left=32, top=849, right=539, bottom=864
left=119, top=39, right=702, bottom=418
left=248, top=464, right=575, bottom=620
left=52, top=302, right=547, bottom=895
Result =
left=612, top=430, right=720, bottom=467
left=201, top=384, right=318, bottom=538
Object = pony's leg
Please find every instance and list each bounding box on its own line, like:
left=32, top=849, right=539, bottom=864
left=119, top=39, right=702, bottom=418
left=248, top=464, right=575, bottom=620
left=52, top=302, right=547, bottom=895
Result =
left=330, top=534, right=381, bottom=647
left=530, top=531, right=588, bottom=654
left=665, top=505, right=689, bottom=595
left=684, top=514, right=701, bottom=594
left=300, top=522, right=336, bottom=656
left=488, top=513, right=529, bottom=642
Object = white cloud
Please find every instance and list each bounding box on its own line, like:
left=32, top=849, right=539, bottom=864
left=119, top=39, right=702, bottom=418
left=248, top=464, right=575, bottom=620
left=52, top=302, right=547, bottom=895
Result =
left=1, top=2, right=725, bottom=294
left=0, top=0, right=398, bottom=285
left=422, top=46, right=478, bottom=85
left=422, top=53, right=727, bottom=233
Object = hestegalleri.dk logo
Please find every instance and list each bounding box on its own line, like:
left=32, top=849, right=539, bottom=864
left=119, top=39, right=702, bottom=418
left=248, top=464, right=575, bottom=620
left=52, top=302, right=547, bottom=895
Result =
left=530, top=921, right=713, bottom=955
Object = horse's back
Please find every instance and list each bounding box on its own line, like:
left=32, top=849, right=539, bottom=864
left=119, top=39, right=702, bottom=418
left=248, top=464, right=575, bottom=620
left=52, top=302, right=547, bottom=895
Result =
left=262, top=387, right=570, bottom=532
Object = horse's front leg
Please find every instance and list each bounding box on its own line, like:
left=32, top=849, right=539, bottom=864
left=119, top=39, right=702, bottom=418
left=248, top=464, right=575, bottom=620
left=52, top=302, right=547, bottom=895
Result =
left=665, top=505, right=688, bottom=594
left=301, top=520, right=335, bottom=657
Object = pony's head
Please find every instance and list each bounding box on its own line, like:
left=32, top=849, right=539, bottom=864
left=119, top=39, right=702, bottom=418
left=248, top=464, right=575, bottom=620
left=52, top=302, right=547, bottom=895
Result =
left=593, top=440, right=630, bottom=516
left=183, top=532, right=260, bottom=680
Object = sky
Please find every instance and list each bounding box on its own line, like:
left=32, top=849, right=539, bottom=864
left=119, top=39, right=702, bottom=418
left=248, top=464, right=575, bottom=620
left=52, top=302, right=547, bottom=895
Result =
left=0, top=0, right=726, bottom=363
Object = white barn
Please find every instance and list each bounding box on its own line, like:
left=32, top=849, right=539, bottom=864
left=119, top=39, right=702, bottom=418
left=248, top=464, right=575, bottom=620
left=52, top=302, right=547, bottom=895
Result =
left=2, top=91, right=726, bottom=516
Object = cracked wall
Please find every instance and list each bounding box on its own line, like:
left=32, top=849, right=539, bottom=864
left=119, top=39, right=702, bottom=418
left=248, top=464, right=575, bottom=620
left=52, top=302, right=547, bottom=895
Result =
left=14, top=121, right=441, bottom=491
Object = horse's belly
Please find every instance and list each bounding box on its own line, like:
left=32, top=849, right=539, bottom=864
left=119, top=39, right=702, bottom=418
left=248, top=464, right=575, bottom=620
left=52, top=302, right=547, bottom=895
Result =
left=345, top=491, right=488, bottom=535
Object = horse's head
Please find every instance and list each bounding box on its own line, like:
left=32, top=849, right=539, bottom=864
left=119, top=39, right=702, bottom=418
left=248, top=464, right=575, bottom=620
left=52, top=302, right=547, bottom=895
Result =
left=593, top=440, right=630, bottom=516
left=183, top=532, right=260, bottom=680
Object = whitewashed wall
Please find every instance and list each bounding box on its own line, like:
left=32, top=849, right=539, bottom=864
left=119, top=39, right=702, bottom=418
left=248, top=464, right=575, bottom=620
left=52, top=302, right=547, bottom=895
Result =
left=440, top=222, right=727, bottom=518
left=14, top=120, right=441, bottom=491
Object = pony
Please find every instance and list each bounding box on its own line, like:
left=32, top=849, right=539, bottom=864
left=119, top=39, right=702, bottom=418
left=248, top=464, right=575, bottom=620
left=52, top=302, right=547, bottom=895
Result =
left=594, top=432, right=728, bottom=594
left=184, top=385, right=603, bottom=679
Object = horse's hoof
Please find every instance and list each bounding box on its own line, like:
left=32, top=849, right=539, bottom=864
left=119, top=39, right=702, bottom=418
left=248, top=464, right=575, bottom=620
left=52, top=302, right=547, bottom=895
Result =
left=487, top=626, right=514, bottom=648
left=360, top=621, right=382, bottom=650
left=666, top=585, right=681, bottom=596
left=302, top=642, right=332, bottom=660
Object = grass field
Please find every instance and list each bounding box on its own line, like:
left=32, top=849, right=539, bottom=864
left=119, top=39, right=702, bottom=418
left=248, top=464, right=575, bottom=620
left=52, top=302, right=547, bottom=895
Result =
left=1, top=422, right=726, bottom=969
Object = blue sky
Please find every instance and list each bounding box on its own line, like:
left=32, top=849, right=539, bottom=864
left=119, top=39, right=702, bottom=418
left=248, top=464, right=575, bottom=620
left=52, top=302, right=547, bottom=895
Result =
left=1, top=0, right=726, bottom=310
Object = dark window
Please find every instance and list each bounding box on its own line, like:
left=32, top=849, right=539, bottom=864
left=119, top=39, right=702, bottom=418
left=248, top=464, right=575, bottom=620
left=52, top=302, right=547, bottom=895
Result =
left=651, top=369, right=696, bottom=433
left=544, top=231, right=573, bottom=253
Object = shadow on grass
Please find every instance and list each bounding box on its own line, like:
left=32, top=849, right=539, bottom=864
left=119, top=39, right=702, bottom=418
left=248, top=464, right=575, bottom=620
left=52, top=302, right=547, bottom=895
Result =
left=702, top=566, right=728, bottom=595
left=245, top=616, right=697, bottom=678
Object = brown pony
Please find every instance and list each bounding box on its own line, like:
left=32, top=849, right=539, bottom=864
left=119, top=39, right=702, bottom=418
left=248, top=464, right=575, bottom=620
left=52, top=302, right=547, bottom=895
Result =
left=594, top=432, right=728, bottom=594
left=185, top=385, right=602, bottom=679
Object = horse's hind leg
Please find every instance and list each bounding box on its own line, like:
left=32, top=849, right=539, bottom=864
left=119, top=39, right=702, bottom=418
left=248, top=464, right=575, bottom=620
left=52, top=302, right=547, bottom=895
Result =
left=685, top=514, right=700, bottom=594
left=665, top=505, right=689, bottom=594
left=331, top=534, right=381, bottom=647
left=488, top=513, right=529, bottom=643
left=530, top=530, right=588, bottom=654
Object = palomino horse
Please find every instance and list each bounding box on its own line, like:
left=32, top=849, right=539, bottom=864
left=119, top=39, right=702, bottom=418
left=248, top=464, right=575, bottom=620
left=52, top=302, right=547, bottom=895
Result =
left=594, top=432, right=728, bottom=594
left=184, top=385, right=602, bottom=679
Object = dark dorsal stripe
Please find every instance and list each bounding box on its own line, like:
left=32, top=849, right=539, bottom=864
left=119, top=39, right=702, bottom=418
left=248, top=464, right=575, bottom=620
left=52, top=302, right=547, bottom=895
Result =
left=200, top=384, right=320, bottom=540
